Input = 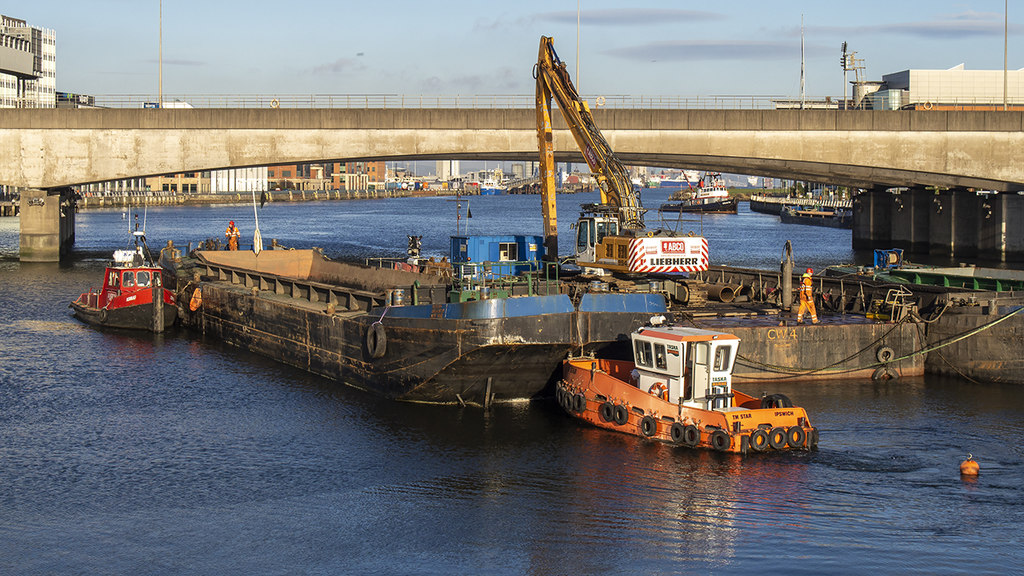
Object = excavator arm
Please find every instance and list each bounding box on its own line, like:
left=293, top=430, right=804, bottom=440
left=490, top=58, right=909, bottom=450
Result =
left=535, top=36, right=644, bottom=261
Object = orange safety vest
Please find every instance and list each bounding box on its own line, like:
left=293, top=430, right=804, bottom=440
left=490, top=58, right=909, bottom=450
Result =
left=799, top=276, right=813, bottom=301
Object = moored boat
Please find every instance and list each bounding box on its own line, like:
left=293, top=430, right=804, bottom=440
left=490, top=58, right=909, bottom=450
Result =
left=780, top=205, right=853, bottom=228
left=556, top=322, right=818, bottom=454
left=659, top=172, right=738, bottom=214
left=71, top=241, right=177, bottom=331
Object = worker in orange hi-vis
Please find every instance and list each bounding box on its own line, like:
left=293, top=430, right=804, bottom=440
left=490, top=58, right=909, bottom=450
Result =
left=796, top=268, right=819, bottom=324
left=225, top=220, right=240, bottom=251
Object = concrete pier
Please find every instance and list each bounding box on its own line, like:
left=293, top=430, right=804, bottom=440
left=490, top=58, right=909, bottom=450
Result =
left=856, top=188, right=1021, bottom=261
left=929, top=189, right=979, bottom=258
left=19, top=188, right=75, bottom=262
left=889, top=188, right=931, bottom=253
left=852, top=188, right=892, bottom=250
left=979, top=192, right=1024, bottom=262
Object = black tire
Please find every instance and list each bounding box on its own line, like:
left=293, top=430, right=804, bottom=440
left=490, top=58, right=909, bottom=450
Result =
left=98, top=308, right=108, bottom=324
left=710, top=430, right=731, bottom=451
left=572, top=393, right=586, bottom=414
left=876, top=346, right=895, bottom=363
left=639, top=416, right=657, bottom=437
left=682, top=424, right=700, bottom=447
left=761, top=394, right=793, bottom=409
left=670, top=422, right=686, bottom=444
left=768, top=427, right=788, bottom=450
left=749, top=429, right=769, bottom=452
left=787, top=426, right=807, bottom=449
left=612, top=405, right=628, bottom=426
left=599, top=402, right=615, bottom=422
left=366, top=322, right=387, bottom=359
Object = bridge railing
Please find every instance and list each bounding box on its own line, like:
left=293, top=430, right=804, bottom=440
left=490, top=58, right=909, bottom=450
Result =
left=90, top=94, right=812, bottom=110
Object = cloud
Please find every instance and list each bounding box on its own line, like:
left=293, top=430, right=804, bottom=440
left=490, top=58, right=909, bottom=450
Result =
left=419, top=66, right=523, bottom=93
left=606, top=40, right=796, bottom=62
left=311, top=58, right=367, bottom=75
left=812, top=11, right=1015, bottom=39
left=536, top=8, right=724, bottom=26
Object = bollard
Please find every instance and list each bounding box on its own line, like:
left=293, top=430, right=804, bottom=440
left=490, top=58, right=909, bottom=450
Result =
left=152, top=283, right=164, bottom=333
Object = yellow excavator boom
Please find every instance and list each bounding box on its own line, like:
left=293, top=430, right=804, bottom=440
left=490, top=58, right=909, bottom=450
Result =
left=535, top=35, right=645, bottom=261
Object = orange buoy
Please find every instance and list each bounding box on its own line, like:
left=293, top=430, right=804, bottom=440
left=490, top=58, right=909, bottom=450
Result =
left=959, top=454, right=980, bottom=476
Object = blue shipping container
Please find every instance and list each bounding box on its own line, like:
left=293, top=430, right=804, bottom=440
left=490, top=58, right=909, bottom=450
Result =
left=450, top=235, right=545, bottom=279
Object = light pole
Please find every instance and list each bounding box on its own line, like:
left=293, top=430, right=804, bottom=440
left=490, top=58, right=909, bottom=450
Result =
left=158, top=0, right=163, bottom=107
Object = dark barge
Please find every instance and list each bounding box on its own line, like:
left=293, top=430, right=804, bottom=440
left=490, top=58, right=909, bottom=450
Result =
left=177, top=250, right=667, bottom=405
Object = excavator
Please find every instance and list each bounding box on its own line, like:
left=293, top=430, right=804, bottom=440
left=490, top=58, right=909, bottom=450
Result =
left=534, top=36, right=708, bottom=304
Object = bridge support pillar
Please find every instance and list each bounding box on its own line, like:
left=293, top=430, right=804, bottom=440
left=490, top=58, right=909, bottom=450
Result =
left=929, top=189, right=978, bottom=258
left=852, top=187, right=891, bottom=250
left=979, top=192, right=1024, bottom=262
left=889, top=187, right=931, bottom=253
left=19, top=188, right=76, bottom=262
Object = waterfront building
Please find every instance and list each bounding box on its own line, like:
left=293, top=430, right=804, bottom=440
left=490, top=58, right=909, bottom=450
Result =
left=146, top=173, right=205, bottom=195
left=331, top=161, right=386, bottom=191
left=0, top=15, right=56, bottom=109
left=211, top=167, right=268, bottom=194
left=868, top=65, right=1024, bottom=110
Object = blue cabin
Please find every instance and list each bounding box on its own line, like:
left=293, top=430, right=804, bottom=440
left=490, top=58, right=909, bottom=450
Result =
left=450, top=235, right=545, bottom=279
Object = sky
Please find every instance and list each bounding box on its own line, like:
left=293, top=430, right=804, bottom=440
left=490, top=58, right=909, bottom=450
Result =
left=12, top=1, right=1021, bottom=99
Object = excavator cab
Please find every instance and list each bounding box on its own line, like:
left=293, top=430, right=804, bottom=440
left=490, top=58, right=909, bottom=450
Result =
left=574, top=212, right=623, bottom=274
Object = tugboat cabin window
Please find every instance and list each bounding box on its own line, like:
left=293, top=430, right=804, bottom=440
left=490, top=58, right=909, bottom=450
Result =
left=634, top=339, right=653, bottom=368
left=713, top=345, right=732, bottom=372
left=122, top=272, right=135, bottom=287
left=654, top=343, right=667, bottom=370
left=136, top=270, right=151, bottom=287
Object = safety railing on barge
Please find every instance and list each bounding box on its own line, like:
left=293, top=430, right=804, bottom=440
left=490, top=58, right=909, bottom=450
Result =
left=364, top=256, right=564, bottom=303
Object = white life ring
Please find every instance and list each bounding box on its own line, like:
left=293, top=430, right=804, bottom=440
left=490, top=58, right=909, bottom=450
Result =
left=922, top=101, right=933, bottom=110
left=270, top=98, right=280, bottom=109
left=596, top=95, right=606, bottom=107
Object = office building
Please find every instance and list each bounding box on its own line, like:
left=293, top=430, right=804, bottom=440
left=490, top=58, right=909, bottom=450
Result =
left=0, top=15, right=56, bottom=108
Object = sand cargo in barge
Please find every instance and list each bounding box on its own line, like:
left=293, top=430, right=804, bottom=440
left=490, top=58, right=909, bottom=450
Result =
left=178, top=249, right=667, bottom=405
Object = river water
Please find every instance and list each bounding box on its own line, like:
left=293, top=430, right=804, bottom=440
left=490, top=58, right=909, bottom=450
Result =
left=1, top=190, right=1022, bottom=574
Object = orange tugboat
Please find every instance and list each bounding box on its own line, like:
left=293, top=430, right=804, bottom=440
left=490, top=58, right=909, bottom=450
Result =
left=556, top=321, right=818, bottom=454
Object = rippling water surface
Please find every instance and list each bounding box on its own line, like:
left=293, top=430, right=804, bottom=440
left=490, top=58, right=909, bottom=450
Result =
left=1, top=192, right=1022, bottom=574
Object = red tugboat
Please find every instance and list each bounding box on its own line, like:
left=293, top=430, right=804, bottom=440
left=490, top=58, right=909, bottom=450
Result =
left=556, top=320, right=818, bottom=454
left=71, top=234, right=177, bottom=331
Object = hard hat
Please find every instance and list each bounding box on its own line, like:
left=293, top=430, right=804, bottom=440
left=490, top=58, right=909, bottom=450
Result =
left=806, top=268, right=813, bottom=274
left=230, top=220, right=235, bottom=225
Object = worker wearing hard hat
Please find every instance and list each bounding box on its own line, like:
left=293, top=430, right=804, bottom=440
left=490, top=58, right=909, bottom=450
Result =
left=796, top=268, right=819, bottom=324
left=225, top=220, right=240, bottom=251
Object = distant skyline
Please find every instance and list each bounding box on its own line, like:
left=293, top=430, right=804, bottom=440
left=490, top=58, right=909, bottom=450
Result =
left=14, top=1, right=1021, bottom=99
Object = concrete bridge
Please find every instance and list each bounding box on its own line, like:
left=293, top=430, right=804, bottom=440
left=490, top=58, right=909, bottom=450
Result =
left=2, top=107, right=1023, bottom=260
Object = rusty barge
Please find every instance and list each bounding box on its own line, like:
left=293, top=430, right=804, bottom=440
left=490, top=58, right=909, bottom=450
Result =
left=177, top=249, right=669, bottom=404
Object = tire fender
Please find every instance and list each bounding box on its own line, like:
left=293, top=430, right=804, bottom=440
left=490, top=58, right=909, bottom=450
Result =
left=366, top=322, right=387, bottom=359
